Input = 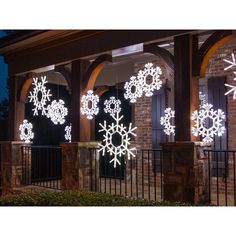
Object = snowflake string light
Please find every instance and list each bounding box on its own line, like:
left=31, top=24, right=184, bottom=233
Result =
left=225, top=83, right=236, bottom=100
left=191, top=103, right=226, bottom=143
left=124, top=76, right=143, bottom=103
left=104, top=96, right=121, bottom=116
left=138, top=63, right=163, bottom=97
left=81, top=90, right=99, bottom=120
left=160, top=108, right=175, bottom=135
left=98, top=112, right=137, bottom=168
left=28, top=76, right=52, bottom=116
left=19, top=119, right=34, bottom=143
left=65, top=124, right=72, bottom=142
left=223, top=53, right=236, bottom=71
left=46, top=99, right=68, bottom=125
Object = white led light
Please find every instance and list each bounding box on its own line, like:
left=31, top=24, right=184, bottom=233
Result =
left=81, top=90, right=99, bottom=120
left=65, top=123, right=72, bottom=142
left=191, top=103, right=225, bottom=143
left=223, top=53, right=236, bottom=71
left=19, top=119, right=34, bottom=143
left=160, top=108, right=175, bottom=135
left=104, top=96, right=121, bottom=116
left=124, top=76, right=143, bottom=103
left=46, top=99, right=68, bottom=125
left=28, top=76, right=52, bottom=116
left=98, top=112, right=137, bottom=168
left=225, top=83, right=236, bottom=99
left=138, top=62, right=163, bottom=97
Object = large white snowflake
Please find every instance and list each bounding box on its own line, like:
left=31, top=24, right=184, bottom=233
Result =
left=19, top=119, right=34, bottom=143
left=28, top=76, right=52, bottom=116
left=98, top=112, right=137, bottom=168
left=160, top=108, right=175, bottom=135
left=46, top=99, right=68, bottom=125
left=191, top=103, right=226, bottom=143
left=137, top=62, right=163, bottom=97
left=104, top=96, right=121, bottom=116
left=81, top=90, right=99, bottom=120
left=65, top=123, right=72, bottom=142
left=124, top=76, right=143, bottom=103
left=223, top=53, right=236, bottom=71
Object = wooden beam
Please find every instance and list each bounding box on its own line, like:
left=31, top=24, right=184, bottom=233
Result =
left=174, top=34, right=199, bottom=141
left=71, top=59, right=90, bottom=142
left=6, top=30, right=194, bottom=76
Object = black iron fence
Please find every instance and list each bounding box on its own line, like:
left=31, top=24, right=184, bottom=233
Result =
left=89, top=149, right=164, bottom=202
left=21, top=145, right=62, bottom=190
left=204, top=150, right=236, bottom=206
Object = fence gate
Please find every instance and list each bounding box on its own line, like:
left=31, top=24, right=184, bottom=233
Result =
left=21, top=145, right=62, bottom=190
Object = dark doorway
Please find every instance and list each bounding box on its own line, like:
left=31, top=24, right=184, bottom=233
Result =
left=95, top=86, right=132, bottom=179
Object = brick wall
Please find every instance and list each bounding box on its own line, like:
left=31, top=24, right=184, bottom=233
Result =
left=205, top=38, right=236, bottom=150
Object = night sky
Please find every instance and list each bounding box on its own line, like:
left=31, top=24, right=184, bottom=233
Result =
left=0, top=30, right=8, bottom=101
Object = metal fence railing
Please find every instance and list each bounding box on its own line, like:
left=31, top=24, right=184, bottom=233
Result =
left=89, top=149, right=164, bottom=202
left=21, top=145, right=62, bottom=190
left=204, top=150, right=236, bottom=206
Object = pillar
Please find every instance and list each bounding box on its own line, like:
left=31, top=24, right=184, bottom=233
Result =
left=174, top=34, right=199, bottom=141
left=8, top=76, right=25, bottom=140
left=71, top=59, right=91, bottom=142
left=0, top=141, right=29, bottom=195
left=61, top=142, right=100, bottom=191
left=161, top=142, right=209, bottom=204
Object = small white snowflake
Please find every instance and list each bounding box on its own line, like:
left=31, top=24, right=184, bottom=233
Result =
left=28, top=76, right=52, bottom=116
left=191, top=103, right=226, bottom=143
left=225, top=83, right=236, bottom=100
left=46, top=99, right=68, bottom=125
left=98, top=112, right=137, bottom=168
left=138, top=62, right=163, bottom=97
left=81, top=90, right=99, bottom=120
left=65, top=124, right=72, bottom=142
left=124, top=76, right=143, bottom=103
left=160, top=108, right=175, bottom=135
left=19, top=119, right=34, bottom=143
left=104, top=96, right=121, bottom=116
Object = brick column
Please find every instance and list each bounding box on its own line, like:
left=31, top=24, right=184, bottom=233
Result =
left=61, top=142, right=100, bottom=191
left=161, top=142, right=210, bottom=204
left=0, top=141, right=29, bottom=195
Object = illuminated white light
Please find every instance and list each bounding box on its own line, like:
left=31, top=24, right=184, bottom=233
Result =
left=81, top=90, right=99, bottom=120
left=138, top=62, right=163, bottom=97
left=28, top=76, right=52, bottom=116
left=124, top=76, right=143, bottom=103
left=199, top=91, right=207, bottom=109
left=46, top=99, right=68, bottom=125
left=191, top=103, right=225, bottom=143
left=160, top=108, right=175, bottom=135
left=19, top=119, right=34, bottom=143
left=223, top=53, right=236, bottom=71
left=65, top=124, right=72, bottom=142
left=98, top=112, right=137, bottom=168
left=104, top=96, right=121, bottom=116
left=225, top=83, right=236, bottom=100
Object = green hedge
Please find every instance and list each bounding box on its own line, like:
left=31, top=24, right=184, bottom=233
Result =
left=0, top=191, right=192, bottom=206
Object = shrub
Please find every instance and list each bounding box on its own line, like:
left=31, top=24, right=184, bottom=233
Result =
left=0, top=191, right=192, bottom=206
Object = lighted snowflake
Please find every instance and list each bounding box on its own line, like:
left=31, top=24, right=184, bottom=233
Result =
left=81, top=90, right=99, bottom=120
left=191, top=103, right=225, bottom=143
left=160, top=108, right=175, bottom=135
left=28, top=76, right=52, bottom=116
left=19, top=119, right=34, bottom=143
left=124, top=76, right=143, bottom=103
left=223, top=53, right=236, bottom=71
left=65, top=124, right=72, bottom=142
left=138, top=62, right=163, bottom=97
left=225, top=83, right=236, bottom=100
left=98, top=112, right=137, bottom=168
left=104, top=96, right=121, bottom=116
left=46, top=99, right=68, bottom=125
